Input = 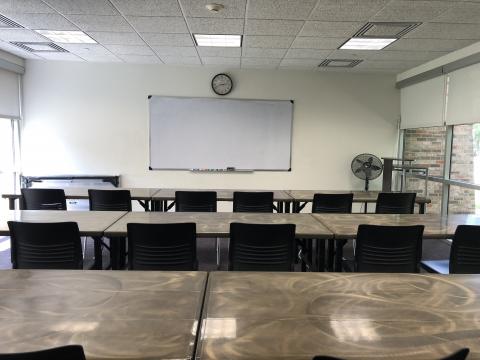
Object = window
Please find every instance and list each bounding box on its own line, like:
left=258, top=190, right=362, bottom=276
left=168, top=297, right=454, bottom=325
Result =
left=0, top=118, right=20, bottom=202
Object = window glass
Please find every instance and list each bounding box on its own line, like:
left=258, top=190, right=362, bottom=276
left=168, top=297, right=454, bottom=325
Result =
left=0, top=118, right=19, bottom=205
left=451, top=124, right=480, bottom=185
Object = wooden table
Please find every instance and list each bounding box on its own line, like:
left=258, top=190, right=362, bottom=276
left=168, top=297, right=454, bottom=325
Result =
left=287, top=190, right=431, bottom=214
left=314, top=213, right=480, bottom=271
left=0, top=270, right=207, bottom=360
left=197, top=272, right=480, bottom=360
left=151, top=188, right=293, bottom=212
left=0, top=210, right=127, bottom=269
left=2, top=187, right=159, bottom=211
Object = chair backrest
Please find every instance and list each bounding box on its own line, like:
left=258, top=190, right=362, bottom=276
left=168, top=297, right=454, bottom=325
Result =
left=127, top=223, right=197, bottom=270
left=375, top=192, right=416, bottom=214
left=229, top=223, right=296, bottom=271
left=88, top=189, right=132, bottom=211
left=233, top=191, right=274, bottom=213
left=312, top=348, right=469, bottom=360
left=175, top=191, right=217, bottom=212
left=21, top=188, right=67, bottom=210
left=7, top=221, right=83, bottom=269
left=355, top=224, right=424, bottom=273
left=312, top=193, right=353, bottom=213
left=0, top=345, right=86, bottom=360
left=450, top=225, right=480, bottom=274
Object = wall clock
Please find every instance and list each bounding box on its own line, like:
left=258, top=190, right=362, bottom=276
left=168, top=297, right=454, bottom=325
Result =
left=211, top=73, right=233, bottom=95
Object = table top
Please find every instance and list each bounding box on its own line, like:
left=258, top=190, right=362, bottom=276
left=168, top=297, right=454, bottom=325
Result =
left=0, top=270, right=207, bottom=360
left=287, top=190, right=431, bottom=204
left=197, top=272, right=480, bottom=360
left=314, top=213, right=480, bottom=239
left=2, top=187, right=160, bottom=200
left=151, top=189, right=293, bottom=201
left=104, top=212, right=333, bottom=239
left=0, top=210, right=127, bottom=236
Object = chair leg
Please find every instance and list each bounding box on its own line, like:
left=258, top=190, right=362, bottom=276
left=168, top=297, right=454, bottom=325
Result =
left=216, top=238, right=221, bottom=270
left=93, top=237, right=103, bottom=270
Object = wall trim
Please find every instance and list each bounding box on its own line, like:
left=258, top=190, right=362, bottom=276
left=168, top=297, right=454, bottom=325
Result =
left=0, top=58, right=24, bottom=74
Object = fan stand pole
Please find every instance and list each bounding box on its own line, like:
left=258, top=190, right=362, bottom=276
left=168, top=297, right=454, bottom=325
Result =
left=365, top=178, right=369, bottom=192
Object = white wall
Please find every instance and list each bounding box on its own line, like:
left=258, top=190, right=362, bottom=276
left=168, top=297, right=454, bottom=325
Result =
left=21, top=60, right=400, bottom=191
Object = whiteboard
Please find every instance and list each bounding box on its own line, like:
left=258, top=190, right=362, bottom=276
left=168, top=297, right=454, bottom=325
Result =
left=149, top=96, right=293, bottom=171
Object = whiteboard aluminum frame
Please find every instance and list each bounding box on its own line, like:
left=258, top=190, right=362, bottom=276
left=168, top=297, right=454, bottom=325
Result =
left=148, top=95, right=294, bottom=172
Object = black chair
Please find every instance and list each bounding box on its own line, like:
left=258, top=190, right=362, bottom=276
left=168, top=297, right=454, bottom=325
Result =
left=229, top=223, right=296, bottom=271
left=310, top=193, right=353, bottom=271
left=88, top=189, right=132, bottom=270
left=175, top=191, right=217, bottom=212
left=7, top=221, right=83, bottom=269
left=312, top=348, right=469, bottom=360
left=375, top=192, right=416, bottom=214
left=21, top=188, right=67, bottom=210
left=422, top=225, right=480, bottom=274
left=127, top=223, right=197, bottom=270
left=312, top=193, right=353, bottom=213
left=0, top=345, right=86, bottom=360
left=355, top=224, right=424, bottom=273
left=233, top=191, right=274, bottom=213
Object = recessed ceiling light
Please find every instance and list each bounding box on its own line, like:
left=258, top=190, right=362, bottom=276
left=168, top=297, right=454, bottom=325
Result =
left=34, top=30, right=96, bottom=44
left=319, top=59, right=363, bottom=68
left=194, top=34, right=242, bottom=47
left=339, top=38, right=396, bottom=50
left=10, top=42, right=68, bottom=53
left=205, top=3, right=224, bottom=12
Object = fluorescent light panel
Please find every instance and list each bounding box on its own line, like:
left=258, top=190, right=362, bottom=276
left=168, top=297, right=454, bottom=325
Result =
left=340, top=37, right=396, bottom=50
left=35, top=30, right=96, bottom=44
left=194, top=34, right=242, bottom=47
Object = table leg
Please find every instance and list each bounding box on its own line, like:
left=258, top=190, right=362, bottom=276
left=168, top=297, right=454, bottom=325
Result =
left=277, top=201, right=284, bottom=213
left=285, top=201, right=291, bottom=213
left=93, top=237, right=103, bottom=270
left=419, top=203, right=426, bottom=214
left=327, top=239, right=334, bottom=271
left=335, top=240, right=346, bottom=272
left=316, top=239, right=325, bottom=272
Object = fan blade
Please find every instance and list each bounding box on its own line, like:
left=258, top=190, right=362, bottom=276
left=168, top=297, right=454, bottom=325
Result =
left=355, top=158, right=364, bottom=164
left=367, top=157, right=373, bottom=164
left=354, top=168, right=364, bottom=174
left=371, top=165, right=382, bottom=171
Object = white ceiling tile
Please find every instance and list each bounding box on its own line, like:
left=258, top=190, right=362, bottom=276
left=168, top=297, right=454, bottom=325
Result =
left=387, top=38, right=476, bottom=52
left=291, top=36, right=344, bottom=49
left=118, top=54, right=161, bottom=63
left=326, top=49, right=377, bottom=60
left=246, top=0, right=317, bottom=20
left=0, top=28, right=48, bottom=41
left=161, top=55, right=201, bottom=64
left=285, top=48, right=332, bottom=59
left=105, top=44, right=154, bottom=55
left=86, top=31, right=144, bottom=45
left=187, top=18, right=244, bottom=34
left=0, top=0, right=55, bottom=13
left=299, top=21, right=363, bottom=37
left=36, top=51, right=83, bottom=60
left=405, top=22, right=480, bottom=40
left=80, top=54, right=121, bottom=62
left=0, top=13, right=78, bottom=30
left=243, top=35, right=294, bottom=48
left=197, top=46, right=241, bottom=57
left=369, top=50, right=449, bottom=62
left=359, top=59, right=424, bottom=69
left=111, top=0, right=182, bottom=16
left=59, top=43, right=113, bottom=55
left=242, top=47, right=287, bottom=58
left=127, top=16, right=188, bottom=33
left=141, top=33, right=194, bottom=46
left=152, top=46, right=197, bottom=56
left=241, top=57, right=281, bottom=67
left=279, top=58, right=317, bottom=69
left=372, top=0, right=454, bottom=22
left=433, top=2, right=480, bottom=23
left=309, top=0, right=390, bottom=21
left=201, top=56, right=240, bottom=65
left=245, top=19, right=303, bottom=35
left=43, top=0, right=118, bottom=15
left=179, top=0, right=246, bottom=18
left=66, top=15, right=133, bottom=32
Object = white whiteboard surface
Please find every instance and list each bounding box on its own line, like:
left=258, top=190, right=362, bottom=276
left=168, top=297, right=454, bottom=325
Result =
left=400, top=76, right=446, bottom=129
left=149, top=96, right=293, bottom=170
left=446, top=62, right=480, bottom=125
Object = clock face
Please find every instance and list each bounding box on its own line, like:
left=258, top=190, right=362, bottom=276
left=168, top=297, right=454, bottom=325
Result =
left=211, top=73, right=233, bottom=95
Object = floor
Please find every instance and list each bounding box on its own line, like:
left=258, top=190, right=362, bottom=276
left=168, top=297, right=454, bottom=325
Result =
left=0, top=236, right=452, bottom=271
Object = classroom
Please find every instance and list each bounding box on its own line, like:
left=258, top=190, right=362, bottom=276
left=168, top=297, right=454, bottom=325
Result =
left=0, top=0, right=479, bottom=359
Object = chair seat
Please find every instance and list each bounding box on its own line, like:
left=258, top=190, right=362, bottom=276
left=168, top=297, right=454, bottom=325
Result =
left=421, top=259, right=450, bottom=274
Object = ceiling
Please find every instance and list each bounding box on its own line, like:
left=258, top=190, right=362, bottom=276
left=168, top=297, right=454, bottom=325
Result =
left=0, top=0, right=479, bottom=73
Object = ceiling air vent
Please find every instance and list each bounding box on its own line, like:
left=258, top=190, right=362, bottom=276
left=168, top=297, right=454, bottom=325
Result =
left=354, top=22, right=421, bottom=38
left=319, top=59, right=363, bottom=68
left=0, top=14, right=23, bottom=28
left=10, top=42, right=68, bottom=52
